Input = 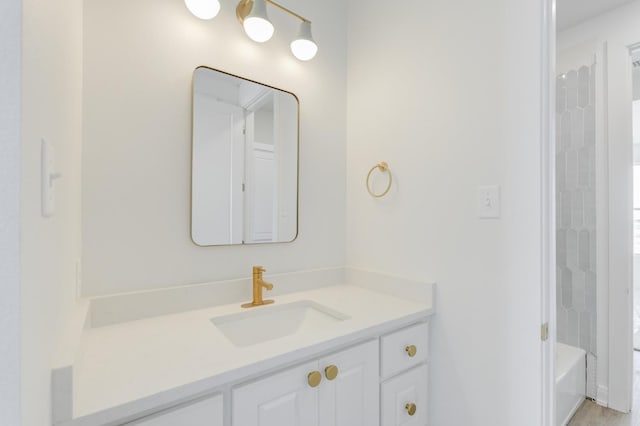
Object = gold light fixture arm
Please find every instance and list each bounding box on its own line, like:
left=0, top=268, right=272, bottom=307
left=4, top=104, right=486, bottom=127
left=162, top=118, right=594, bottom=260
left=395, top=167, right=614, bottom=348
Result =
left=236, top=0, right=311, bottom=23
left=236, top=0, right=251, bottom=22
left=267, top=0, right=310, bottom=22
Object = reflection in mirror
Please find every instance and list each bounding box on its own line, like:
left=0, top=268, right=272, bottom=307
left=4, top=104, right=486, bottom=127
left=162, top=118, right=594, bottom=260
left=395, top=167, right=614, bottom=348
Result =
left=191, top=67, right=298, bottom=246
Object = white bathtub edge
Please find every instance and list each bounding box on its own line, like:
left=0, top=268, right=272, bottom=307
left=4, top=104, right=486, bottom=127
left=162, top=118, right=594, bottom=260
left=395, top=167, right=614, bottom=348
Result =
left=560, top=396, right=585, bottom=426
left=556, top=343, right=586, bottom=426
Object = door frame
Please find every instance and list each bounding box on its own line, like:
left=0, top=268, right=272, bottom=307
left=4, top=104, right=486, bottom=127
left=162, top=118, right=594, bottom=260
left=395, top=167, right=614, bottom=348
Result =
left=544, top=6, right=638, bottom=417
left=541, top=0, right=556, bottom=424
left=606, top=40, right=635, bottom=413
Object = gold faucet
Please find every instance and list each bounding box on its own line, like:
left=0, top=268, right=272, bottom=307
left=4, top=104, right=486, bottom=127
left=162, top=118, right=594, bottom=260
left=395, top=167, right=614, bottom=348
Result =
left=241, top=266, right=274, bottom=308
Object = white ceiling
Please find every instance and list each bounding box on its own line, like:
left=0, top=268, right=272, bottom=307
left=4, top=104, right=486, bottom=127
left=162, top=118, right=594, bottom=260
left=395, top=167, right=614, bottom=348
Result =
left=557, top=0, right=638, bottom=30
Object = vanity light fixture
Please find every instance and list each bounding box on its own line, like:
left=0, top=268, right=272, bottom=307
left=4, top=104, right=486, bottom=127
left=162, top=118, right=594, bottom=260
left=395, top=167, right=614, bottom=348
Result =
left=185, top=0, right=318, bottom=61
left=238, top=0, right=318, bottom=60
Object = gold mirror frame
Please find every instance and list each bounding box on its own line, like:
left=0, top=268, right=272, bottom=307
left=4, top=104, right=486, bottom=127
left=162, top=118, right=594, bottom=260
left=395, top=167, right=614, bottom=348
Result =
left=190, top=66, right=300, bottom=246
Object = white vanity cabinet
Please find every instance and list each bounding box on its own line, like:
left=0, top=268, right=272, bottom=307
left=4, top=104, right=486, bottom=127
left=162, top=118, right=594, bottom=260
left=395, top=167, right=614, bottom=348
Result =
left=232, top=340, right=379, bottom=426
left=380, top=322, right=430, bottom=426
left=115, top=322, right=429, bottom=426
left=62, top=282, right=434, bottom=426
left=124, top=394, right=223, bottom=426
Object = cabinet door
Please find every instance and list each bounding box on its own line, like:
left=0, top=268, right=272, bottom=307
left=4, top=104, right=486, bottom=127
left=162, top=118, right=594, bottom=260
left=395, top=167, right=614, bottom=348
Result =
left=318, top=340, right=380, bottom=426
left=233, top=361, right=319, bottom=426
left=381, top=364, right=428, bottom=426
left=126, top=394, right=223, bottom=426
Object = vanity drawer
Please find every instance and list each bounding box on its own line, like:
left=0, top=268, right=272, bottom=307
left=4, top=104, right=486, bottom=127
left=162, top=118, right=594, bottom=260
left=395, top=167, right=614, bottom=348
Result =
left=380, top=322, right=428, bottom=378
left=381, top=364, right=428, bottom=426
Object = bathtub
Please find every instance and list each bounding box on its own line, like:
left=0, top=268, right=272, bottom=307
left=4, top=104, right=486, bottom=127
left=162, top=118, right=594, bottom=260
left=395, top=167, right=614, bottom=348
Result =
left=556, top=342, right=586, bottom=426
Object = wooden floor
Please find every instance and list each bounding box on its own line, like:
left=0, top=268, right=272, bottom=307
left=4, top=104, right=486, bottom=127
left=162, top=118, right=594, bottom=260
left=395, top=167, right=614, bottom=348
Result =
left=568, top=400, right=638, bottom=426
left=568, top=352, right=640, bottom=425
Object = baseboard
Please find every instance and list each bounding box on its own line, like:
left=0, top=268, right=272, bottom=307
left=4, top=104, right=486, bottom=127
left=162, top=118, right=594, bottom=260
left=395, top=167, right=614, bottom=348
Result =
left=586, top=353, right=597, bottom=399
left=596, top=384, right=608, bottom=407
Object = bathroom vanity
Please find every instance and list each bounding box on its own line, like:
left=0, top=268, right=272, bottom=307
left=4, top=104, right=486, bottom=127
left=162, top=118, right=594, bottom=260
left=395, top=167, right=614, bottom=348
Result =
left=47, top=64, right=436, bottom=426
left=53, top=269, right=434, bottom=426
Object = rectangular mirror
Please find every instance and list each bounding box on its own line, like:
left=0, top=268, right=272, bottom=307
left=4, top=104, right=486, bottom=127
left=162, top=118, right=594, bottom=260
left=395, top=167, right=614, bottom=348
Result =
left=191, top=67, right=299, bottom=246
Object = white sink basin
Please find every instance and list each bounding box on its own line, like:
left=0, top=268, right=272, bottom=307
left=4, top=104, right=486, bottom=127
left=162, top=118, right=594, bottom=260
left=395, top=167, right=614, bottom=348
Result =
left=211, top=300, right=350, bottom=347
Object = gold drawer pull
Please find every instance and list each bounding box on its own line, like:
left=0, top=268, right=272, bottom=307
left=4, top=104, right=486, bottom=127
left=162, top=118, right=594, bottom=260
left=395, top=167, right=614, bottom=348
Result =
left=406, top=403, right=417, bottom=416
left=405, top=345, right=417, bottom=357
left=325, top=365, right=339, bottom=380
left=308, top=371, right=322, bottom=388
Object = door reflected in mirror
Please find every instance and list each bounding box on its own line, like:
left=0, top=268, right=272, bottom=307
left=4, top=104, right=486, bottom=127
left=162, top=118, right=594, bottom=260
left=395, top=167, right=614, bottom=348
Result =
left=191, top=67, right=299, bottom=246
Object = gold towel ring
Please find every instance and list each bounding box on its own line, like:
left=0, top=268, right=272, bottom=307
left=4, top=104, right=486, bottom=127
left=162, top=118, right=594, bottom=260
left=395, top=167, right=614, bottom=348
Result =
left=366, top=162, right=392, bottom=198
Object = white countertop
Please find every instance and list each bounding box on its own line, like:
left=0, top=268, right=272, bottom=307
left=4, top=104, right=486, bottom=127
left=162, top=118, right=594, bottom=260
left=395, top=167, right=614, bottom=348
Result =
left=68, top=279, right=434, bottom=425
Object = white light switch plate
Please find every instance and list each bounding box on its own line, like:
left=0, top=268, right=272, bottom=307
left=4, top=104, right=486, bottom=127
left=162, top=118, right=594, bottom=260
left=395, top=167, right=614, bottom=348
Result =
left=477, top=185, right=500, bottom=218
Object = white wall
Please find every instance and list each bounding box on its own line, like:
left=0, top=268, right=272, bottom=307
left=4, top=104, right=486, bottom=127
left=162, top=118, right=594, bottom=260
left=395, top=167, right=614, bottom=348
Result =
left=21, top=0, right=83, bottom=424
left=559, top=0, right=640, bottom=49
left=558, top=0, right=640, bottom=411
left=346, top=0, right=544, bottom=424
left=82, top=0, right=347, bottom=296
left=0, top=0, right=22, bottom=423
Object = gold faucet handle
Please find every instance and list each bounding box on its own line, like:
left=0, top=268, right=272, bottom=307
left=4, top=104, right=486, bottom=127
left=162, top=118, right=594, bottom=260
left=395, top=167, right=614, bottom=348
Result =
left=253, top=266, right=266, bottom=274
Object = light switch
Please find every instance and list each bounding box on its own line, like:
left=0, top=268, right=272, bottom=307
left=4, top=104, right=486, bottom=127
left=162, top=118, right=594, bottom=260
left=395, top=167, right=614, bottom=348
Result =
left=477, top=185, right=500, bottom=219
left=42, top=139, right=62, bottom=217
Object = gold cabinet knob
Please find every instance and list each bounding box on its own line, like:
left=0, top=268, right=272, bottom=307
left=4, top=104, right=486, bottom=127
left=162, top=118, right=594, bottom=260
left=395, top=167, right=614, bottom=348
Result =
left=406, top=345, right=417, bottom=357
left=325, top=365, right=339, bottom=380
left=308, top=371, right=322, bottom=388
left=405, top=403, right=417, bottom=416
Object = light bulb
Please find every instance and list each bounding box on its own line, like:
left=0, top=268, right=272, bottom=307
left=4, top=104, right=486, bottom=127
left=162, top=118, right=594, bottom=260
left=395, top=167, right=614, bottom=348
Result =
left=243, top=17, right=274, bottom=43
left=185, top=0, right=220, bottom=20
left=291, top=39, right=318, bottom=61
left=290, top=21, right=318, bottom=61
left=243, top=0, right=274, bottom=43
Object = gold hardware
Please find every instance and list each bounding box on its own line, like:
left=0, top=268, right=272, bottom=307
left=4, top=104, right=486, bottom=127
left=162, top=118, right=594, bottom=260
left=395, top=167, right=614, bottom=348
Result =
left=241, top=266, right=275, bottom=308
left=308, top=371, right=322, bottom=388
left=236, top=0, right=311, bottom=24
left=266, top=0, right=310, bottom=22
left=541, top=322, right=549, bottom=341
left=405, top=403, right=417, bottom=416
left=405, top=345, right=417, bottom=357
left=236, top=0, right=252, bottom=23
left=324, top=365, right=338, bottom=380
left=366, top=162, right=393, bottom=198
